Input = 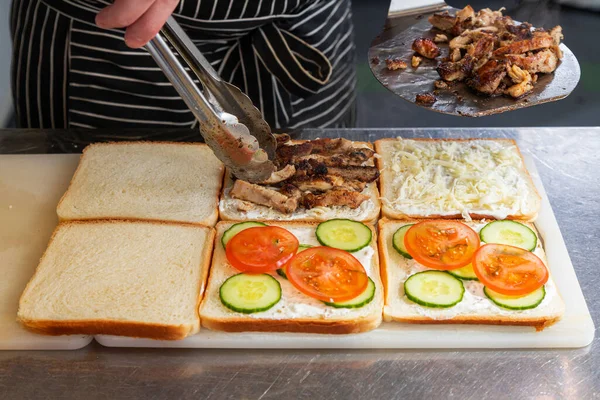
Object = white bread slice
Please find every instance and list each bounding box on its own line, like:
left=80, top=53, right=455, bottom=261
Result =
left=57, top=142, right=224, bottom=226
left=18, top=220, right=215, bottom=340
left=218, top=141, right=381, bottom=223
left=378, top=218, right=565, bottom=330
left=375, top=138, right=541, bottom=221
left=200, top=221, right=384, bottom=334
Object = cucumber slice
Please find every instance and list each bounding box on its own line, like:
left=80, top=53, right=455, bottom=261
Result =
left=404, top=271, right=464, bottom=308
left=221, top=221, right=267, bottom=248
left=276, top=244, right=312, bottom=279
left=323, top=278, right=376, bottom=309
left=219, top=273, right=281, bottom=314
left=392, top=224, right=414, bottom=259
left=484, top=286, right=546, bottom=310
left=479, top=220, right=537, bottom=251
left=316, top=219, right=372, bottom=252
left=447, top=263, right=478, bottom=280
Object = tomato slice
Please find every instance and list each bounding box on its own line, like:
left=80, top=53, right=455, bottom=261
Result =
left=473, top=244, right=549, bottom=296
left=286, top=247, right=368, bottom=302
left=404, top=220, right=480, bottom=270
left=225, top=226, right=299, bottom=273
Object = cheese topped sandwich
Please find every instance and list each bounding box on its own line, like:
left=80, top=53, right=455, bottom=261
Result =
left=375, top=138, right=541, bottom=221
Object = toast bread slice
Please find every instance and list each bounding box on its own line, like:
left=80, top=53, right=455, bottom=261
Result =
left=57, top=141, right=224, bottom=226
left=18, top=220, right=215, bottom=340
left=375, top=138, right=541, bottom=221
left=378, top=218, right=565, bottom=330
left=218, top=141, right=381, bottom=223
left=200, top=221, right=384, bottom=334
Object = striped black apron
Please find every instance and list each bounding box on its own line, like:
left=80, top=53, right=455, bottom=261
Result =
left=10, top=0, right=357, bottom=130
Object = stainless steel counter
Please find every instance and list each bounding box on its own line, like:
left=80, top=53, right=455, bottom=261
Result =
left=0, top=128, right=598, bottom=400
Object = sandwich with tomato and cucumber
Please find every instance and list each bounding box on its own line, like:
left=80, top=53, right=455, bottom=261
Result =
left=378, top=218, right=565, bottom=330
left=199, top=219, right=384, bottom=334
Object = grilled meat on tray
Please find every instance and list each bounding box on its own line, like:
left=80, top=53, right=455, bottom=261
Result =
left=425, top=5, right=564, bottom=99
left=230, top=138, right=379, bottom=213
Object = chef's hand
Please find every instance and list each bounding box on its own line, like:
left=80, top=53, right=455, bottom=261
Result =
left=96, top=0, right=179, bottom=49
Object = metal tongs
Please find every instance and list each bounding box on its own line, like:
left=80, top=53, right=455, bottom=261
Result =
left=146, top=17, right=276, bottom=182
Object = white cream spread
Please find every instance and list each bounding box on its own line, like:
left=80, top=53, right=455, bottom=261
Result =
left=383, top=139, right=540, bottom=220
left=220, top=184, right=377, bottom=222
left=212, top=226, right=379, bottom=320
left=389, top=221, right=557, bottom=320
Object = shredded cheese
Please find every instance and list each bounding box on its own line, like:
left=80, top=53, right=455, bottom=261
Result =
left=384, top=140, right=539, bottom=219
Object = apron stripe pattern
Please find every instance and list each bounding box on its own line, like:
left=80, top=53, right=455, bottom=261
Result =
left=11, top=0, right=356, bottom=130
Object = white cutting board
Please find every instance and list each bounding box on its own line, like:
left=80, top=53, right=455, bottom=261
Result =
left=97, top=153, right=595, bottom=349
left=0, top=154, right=92, bottom=350
left=0, top=153, right=594, bottom=349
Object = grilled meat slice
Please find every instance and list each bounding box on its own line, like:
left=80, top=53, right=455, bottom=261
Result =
left=230, top=180, right=298, bottom=213
left=302, top=188, right=369, bottom=210
left=289, top=175, right=344, bottom=192
left=428, top=11, right=457, bottom=31
left=467, top=35, right=496, bottom=70
left=327, top=165, right=380, bottom=183
left=504, top=49, right=559, bottom=74
left=259, top=164, right=296, bottom=184
left=412, top=38, right=440, bottom=59
left=493, top=36, right=554, bottom=57
left=309, top=138, right=356, bottom=155
left=505, top=23, right=534, bottom=41
left=437, top=55, right=475, bottom=82
left=275, top=141, right=313, bottom=166
left=450, top=48, right=462, bottom=62
left=294, top=152, right=374, bottom=169
left=467, top=59, right=508, bottom=95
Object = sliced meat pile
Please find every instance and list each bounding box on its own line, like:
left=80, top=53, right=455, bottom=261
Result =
left=229, top=136, right=379, bottom=213
left=427, top=5, right=563, bottom=98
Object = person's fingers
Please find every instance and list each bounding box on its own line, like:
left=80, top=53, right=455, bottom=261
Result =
left=96, top=0, right=156, bottom=29
left=123, top=0, right=179, bottom=48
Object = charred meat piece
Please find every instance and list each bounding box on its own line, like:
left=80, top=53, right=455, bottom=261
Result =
left=493, top=36, right=554, bottom=57
left=294, top=158, right=328, bottom=177
left=467, top=59, right=508, bottom=95
left=416, top=93, right=437, bottom=105
left=385, top=57, right=408, bottom=70
left=275, top=141, right=313, bottom=166
left=327, top=165, right=380, bottom=183
left=504, top=49, right=558, bottom=74
left=289, top=175, right=344, bottom=192
left=437, top=55, right=475, bottom=82
left=505, top=23, right=534, bottom=41
left=230, top=180, right=298, bottom=213
left=412, top=38, right=440, bottom=59
left=302, top=188, right=369, bottom=210
left=258, top=164, right=296, bottom=185
left=428, top=11, right=457, bottom=31
left=279, top=183, right=301, bottom=199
